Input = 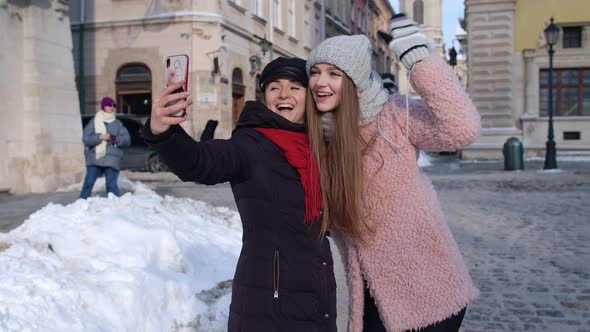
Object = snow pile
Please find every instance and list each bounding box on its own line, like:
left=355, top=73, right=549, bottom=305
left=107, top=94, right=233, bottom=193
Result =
left=0, top=183, right=242, bottom=332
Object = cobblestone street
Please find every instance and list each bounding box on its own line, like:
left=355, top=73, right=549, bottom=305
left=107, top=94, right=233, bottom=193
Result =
left=429, top=164, right=590, bottom=332
left=1, top=160, right=589, bottom=331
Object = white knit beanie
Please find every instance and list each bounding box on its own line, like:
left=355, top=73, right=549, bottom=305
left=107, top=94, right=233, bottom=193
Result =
left=307, top=35, right=373, bottom=91
left=307, top=34, right=388, bottom=125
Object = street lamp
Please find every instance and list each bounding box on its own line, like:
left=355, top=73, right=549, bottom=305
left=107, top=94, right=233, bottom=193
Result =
left=258, top=34, right=272, bottom=58
left=448, top=46, right=458, bottom=67
left=543, top=17, right=559, bottom=170
left=448, top=39, right=459, bottom=67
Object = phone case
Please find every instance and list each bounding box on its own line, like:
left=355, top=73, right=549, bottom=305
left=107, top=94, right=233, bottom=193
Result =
left=164, top=54, right=189, bottom=117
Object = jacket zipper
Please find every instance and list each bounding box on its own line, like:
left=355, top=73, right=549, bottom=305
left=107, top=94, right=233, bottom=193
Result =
left=319, top=249, right=329, bottom=320
left=273, top=249, right=280, bottom=299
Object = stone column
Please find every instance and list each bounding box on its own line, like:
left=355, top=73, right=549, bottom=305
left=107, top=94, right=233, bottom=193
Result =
left=0, top=1, right=85, bottom=194
left=522, top=49, right=538, bottom=118
left=466, top=0, right=516, bottom=128
left=463, top=0, right=522, bottom=159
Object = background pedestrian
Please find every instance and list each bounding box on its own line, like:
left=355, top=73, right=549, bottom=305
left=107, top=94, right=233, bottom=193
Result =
left=80, top=96, right=130, bottom=199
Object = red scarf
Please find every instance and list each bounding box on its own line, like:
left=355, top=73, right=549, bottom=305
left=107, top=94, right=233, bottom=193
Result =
left=255, top=128, right=322, bottom=222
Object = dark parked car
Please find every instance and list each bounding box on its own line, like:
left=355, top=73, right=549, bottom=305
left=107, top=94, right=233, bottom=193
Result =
left=81, top=114, right=169, bottom=172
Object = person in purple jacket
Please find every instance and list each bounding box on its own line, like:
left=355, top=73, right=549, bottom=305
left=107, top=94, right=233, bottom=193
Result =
left=144, top=57, right=337, bottom=332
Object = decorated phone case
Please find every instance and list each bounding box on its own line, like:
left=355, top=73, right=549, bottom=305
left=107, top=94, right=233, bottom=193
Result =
left=163, top=54, right=189, bottom=117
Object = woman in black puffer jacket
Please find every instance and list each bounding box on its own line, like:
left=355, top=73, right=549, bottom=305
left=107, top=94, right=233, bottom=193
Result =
left=144, top=57, right=336, bottom=332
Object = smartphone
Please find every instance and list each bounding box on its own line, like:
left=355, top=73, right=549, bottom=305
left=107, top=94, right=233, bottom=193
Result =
left=163, top=54, right=189, bottom=117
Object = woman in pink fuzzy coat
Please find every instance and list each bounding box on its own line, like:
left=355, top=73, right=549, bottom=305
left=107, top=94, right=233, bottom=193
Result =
left=305, top=14, right=480, bottom=332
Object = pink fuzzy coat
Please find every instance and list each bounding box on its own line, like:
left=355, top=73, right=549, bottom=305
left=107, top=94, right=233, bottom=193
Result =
left=333, top=55, right=481, bottom=332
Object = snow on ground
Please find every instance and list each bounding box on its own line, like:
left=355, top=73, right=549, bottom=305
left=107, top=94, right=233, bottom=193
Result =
left=0, top=183, right=242, bottom=332
left=418, top=150, right=432, bottom=167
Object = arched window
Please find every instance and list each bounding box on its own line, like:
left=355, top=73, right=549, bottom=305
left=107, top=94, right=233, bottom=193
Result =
left=232, top=68, right=245, bottom=125
left=116, top=63, right=152, bottom=115
left=232, top=68, right=244, bottom=86
left=255, top=74, right=264, bottom=103
left=413, top=0, right=424, bottom=25
left=118, top=65, right=151, bottom=81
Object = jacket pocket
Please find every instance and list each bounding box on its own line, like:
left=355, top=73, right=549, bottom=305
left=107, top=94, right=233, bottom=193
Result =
left=273, top=249, right=280, bottom=299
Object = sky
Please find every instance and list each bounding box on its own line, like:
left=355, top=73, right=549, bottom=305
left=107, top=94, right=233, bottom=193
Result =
left=389, top=0, right=465, bottom=53
left=0, top=178, right=241, bottom=332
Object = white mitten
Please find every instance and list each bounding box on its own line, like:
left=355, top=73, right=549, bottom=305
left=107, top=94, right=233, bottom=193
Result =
left=379, top=13, right=435, bottom=70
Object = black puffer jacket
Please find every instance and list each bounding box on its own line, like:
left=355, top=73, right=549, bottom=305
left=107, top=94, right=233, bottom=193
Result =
left=144, top=101, right=337, bottom=332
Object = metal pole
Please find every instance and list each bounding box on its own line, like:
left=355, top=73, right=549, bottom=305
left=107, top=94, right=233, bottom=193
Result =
left=544, top=43, right=558, bottom=169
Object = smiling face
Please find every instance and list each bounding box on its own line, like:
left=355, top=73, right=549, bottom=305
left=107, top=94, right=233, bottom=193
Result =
left=264, top=78, right=306, bottom=124
left=308, top=63, right=344, bottom=113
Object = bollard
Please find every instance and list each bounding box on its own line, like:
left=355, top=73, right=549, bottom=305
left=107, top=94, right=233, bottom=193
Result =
left=503, top=137, right=524, bottom=171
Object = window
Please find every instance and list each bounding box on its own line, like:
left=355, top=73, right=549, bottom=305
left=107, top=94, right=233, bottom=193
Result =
left=304, top=18, right=310, bottom=47
left=118, top=65, right=150, bottom=81
left=314, top=25, right=321, bottom=47
left=273, top=0, right=282, bottom=30
left=255, top=74, right=264, bottom=103
left=357, top=8, right=362, bottom=31
left=254, top=0, right=264, bottom=17
left=539, top=68, right=590, bottom=116
left=288, top=0, right=295, bottom=37
left=116, top=64, right=152, bottom=115
left=563, top=26, right=582, bottom=48
left=413, top=0, right=424, bottom=25
left=228, top=0, right=245, bottom=11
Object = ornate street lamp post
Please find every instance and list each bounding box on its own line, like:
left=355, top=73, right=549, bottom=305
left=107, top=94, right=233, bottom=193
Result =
left=543, top=17, right=559, bottom=170
left=258, top=34, right=272, bottom=58
left=448, top=46, right=458, bottom=67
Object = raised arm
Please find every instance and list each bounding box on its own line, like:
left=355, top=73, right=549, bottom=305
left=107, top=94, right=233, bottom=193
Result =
left=144, top=121, right=250, bottom=185
left=395, top=55, right=481, bottom=151
left=145, top=81, right=249, bottom=184
left=383, top=13, right=480, bottom=151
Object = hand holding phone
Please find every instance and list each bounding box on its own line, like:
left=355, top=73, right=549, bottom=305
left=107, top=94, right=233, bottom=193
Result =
left=163, top=54, right=189, bottom=117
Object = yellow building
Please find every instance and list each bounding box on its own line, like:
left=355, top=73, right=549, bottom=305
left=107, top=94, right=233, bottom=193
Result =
left=464, top=0, right=590, bottom=159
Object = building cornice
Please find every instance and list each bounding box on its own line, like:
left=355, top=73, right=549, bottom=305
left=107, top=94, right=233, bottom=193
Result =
left=71, top=10, right=303, bottom=59
left=466, top=0, right=516, bottom=13
left=70, top=11, right=223, bottom=29
left=465, top=0, right=516, bottom=5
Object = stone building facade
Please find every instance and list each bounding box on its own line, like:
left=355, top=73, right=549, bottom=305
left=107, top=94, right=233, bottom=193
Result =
left=0, top=1, right=84, bottom=194
left=348, top=0, right=395, bottom=76
left=69, top=0, right=324, bottom=140
left=70, top=0, right=394, bottom=140
left=464, top=0, right=590, bottom=159
left=394, top=0, right=443, bottom=96
left=1, top=0, right=395, bottom=194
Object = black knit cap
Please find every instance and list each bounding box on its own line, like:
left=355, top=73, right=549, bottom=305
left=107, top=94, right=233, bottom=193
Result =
left=259, top=57, right=308, bottom=91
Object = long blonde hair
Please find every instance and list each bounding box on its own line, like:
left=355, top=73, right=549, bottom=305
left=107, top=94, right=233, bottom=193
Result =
left=306, top=75, right=374, bottom=245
